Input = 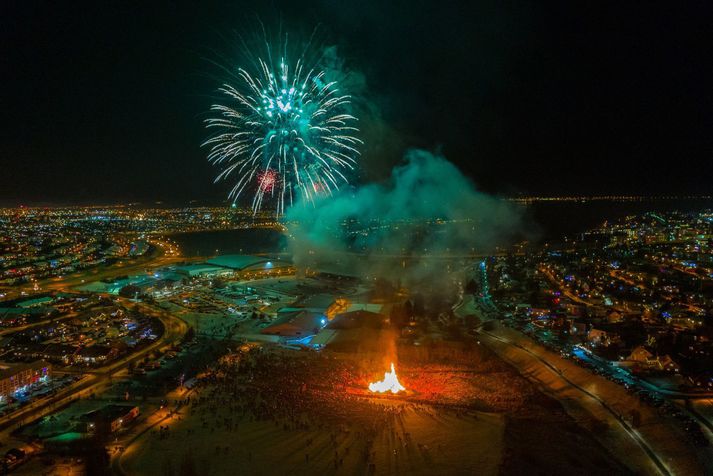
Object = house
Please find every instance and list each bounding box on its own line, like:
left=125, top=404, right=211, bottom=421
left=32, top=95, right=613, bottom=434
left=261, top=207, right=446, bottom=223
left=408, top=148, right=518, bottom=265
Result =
left=606, top=310, right=624, bottom=323
left=587, top=326, right=622, bottom=347
left=628, top=345, right=654, bottom=363
left=76, top=345, right=116, bottom=364
left=627, top=345, right=680, bottom=372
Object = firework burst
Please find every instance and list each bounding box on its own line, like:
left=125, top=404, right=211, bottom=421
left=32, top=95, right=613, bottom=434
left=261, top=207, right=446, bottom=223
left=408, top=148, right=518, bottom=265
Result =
left=203, top=39, right=362, bottom=215
left=258, top=168, right=277, bottom=193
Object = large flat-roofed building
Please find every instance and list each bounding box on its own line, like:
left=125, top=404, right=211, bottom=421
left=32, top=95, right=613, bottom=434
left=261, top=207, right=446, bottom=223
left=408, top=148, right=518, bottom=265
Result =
left=0, top=361, right=51, bottom=400
left=173, top=264, right=231, bottom=278
left=169, top=255, right=292, bottom=280
left=206, top=254, right=291, bottom=272
left=261, top=310, right=326, bottom=338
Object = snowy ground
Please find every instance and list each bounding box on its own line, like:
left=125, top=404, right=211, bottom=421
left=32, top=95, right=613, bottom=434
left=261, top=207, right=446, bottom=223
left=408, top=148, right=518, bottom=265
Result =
left=121, top=400, right=503, bottom=476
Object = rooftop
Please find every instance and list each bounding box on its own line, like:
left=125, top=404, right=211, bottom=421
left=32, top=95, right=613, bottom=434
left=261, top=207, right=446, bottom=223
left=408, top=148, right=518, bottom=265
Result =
left=206, top=254, right=287, bottom=270
left=0, top=360, right=50, bottom=381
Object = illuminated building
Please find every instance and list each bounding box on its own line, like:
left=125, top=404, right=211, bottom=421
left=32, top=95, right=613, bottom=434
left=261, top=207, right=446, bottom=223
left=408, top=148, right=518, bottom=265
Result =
left=0, top=360, right=51, bottom=400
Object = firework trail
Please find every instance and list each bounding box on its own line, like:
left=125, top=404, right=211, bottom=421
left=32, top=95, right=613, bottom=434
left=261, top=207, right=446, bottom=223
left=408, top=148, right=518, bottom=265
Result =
left=203, top=35, right=362, bottom=215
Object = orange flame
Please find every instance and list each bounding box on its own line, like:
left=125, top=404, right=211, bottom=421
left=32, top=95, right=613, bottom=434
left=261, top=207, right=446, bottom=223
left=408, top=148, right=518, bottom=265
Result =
left=368, top=362, right=406, bottom=394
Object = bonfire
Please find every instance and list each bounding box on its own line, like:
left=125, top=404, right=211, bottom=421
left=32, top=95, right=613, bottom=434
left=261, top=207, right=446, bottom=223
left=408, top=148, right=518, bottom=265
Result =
left=368, top=362, right=406, bottom=394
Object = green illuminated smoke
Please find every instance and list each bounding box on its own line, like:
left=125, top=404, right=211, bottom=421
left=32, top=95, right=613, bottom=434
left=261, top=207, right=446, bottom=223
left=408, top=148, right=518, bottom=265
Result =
left=284, top=149, right=524, bottom=284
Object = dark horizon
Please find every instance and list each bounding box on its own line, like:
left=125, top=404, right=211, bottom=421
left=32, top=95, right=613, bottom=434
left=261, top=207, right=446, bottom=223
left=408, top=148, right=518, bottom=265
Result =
left=2, top=1, right=712, bottom=204
left=3, top=194, right=713, bottom=210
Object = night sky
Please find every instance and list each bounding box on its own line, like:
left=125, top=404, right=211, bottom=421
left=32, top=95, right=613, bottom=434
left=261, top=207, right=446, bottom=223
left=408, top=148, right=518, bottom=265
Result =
left=2, top=1, right=712, bottom=205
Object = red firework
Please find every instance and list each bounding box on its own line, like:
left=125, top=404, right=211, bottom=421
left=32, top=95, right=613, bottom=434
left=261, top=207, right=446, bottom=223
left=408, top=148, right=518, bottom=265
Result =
left=258, top=169, right=278, bottom=192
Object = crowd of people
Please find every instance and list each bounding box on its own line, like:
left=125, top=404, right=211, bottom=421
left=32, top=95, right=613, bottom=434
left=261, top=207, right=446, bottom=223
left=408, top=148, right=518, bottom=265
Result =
left=145, top=346, right=481, bottom=474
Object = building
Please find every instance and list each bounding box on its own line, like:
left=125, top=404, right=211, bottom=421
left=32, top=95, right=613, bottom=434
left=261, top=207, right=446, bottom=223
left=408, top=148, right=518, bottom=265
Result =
left=82, top=404, right=140, bottom=433
left=0, top=361, right=51, bottom=400
left=173, top=264, right=230, bottom=278
left=206, top=254, right=289, bottom=272
left=628, top=345, right=654, bottom=363
left=310, top=329, right=339, bottom=349
left=328, top=310, right=388, bottom=329
left=587, top=327, right=621, bottom=347
left=627, top=346, right=680, bottom=372
left=261, top=310, right=326, bottom=339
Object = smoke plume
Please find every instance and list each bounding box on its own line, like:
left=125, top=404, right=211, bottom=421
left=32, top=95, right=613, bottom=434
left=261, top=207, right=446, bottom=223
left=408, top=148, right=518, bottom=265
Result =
left=283, top=149, right=524, bottom=286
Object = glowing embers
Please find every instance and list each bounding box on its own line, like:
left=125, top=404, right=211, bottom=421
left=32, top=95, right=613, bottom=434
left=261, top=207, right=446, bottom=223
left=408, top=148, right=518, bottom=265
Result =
left=368, top=362, right=406, bottom=394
